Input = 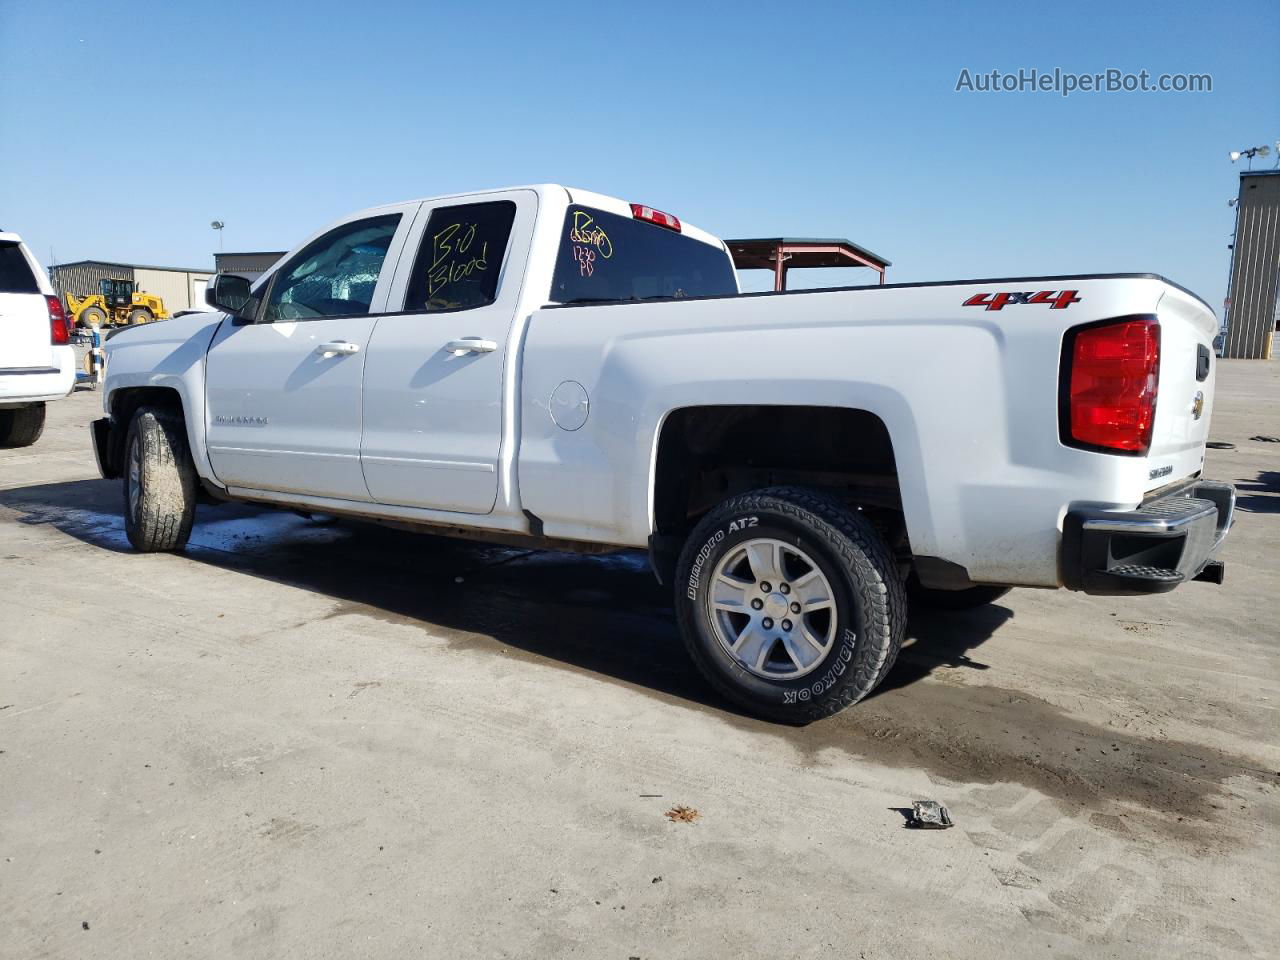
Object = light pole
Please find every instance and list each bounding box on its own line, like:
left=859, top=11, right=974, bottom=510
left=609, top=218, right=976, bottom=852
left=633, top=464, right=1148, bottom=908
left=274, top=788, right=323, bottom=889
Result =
left=1228, top=145, right=1271, bottom=170
left=211, top=220, right=225, bottom=253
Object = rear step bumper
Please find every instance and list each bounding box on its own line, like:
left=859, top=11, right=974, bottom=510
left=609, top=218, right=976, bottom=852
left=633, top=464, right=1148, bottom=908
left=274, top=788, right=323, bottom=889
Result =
left=1062, top=480, right=1235, bottom=595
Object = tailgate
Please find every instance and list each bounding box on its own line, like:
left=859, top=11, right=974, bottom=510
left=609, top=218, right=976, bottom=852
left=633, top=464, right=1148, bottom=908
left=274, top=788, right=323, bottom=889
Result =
left=0, top=241, right=53, bottom=371
left=1144, top=284, right=1219, bottom=492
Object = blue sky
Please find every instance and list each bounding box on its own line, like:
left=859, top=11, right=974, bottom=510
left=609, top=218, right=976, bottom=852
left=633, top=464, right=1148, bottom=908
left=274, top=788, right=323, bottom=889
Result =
left=2, top=0, right=1276, bottom=314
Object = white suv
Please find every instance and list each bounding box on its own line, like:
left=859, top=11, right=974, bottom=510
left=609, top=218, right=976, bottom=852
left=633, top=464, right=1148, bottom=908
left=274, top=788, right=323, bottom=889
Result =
left=0, top=231, right=74, bottom=447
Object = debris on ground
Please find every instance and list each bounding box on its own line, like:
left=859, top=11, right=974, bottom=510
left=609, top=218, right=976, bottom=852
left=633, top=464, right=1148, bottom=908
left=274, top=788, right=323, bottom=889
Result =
left=907, top=800, right=954, bottom=829
left=665, top=805, right=700, bottom=823
left=1250, top=435, right=1279, bottom=443
left=1206, top=441, right=1236, bottom=450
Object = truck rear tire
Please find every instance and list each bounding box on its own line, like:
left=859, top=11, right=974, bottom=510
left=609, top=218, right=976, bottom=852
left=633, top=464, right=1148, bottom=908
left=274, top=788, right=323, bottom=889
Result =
left=0, top=403, right=46, bottom=448
left=674, top=486, right=906, bottom=724
left=123, top=405, right=197, bottom=552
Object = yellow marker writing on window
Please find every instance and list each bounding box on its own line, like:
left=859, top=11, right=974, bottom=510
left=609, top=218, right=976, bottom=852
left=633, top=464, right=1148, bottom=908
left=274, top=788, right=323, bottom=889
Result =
left=568, top=211, right=612, bottom=259
left=428, top=223, right=489, bottom=296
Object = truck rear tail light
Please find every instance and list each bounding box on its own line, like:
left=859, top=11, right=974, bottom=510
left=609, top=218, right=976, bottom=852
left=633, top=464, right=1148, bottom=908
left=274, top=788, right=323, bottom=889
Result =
left=630, top=203, right=681, bottom=232
left=1060, top=315, right=1159, bottom=455
left=47, top=296, right=70, bottom=345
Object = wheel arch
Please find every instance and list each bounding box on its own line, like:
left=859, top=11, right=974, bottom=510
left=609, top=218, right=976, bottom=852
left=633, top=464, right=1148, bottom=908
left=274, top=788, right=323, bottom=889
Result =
left=102, top=386, right=186, bottom=477
left=649, top=404, right=913, bottom=582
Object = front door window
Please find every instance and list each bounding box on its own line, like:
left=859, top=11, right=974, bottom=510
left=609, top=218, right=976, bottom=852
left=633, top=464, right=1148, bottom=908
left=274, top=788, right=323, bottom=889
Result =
left=263, top=214, right=401, bottom=321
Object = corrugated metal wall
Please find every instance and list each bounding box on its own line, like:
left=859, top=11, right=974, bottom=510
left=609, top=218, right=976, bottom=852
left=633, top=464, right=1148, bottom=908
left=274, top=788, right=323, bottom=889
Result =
left=50, top=263, right=134, bottom=309
left=134, top=268, right=212, bottom=311
left=215, top=252, right=285, bottom=281
left=1224, top=171, right=1280, bottom=360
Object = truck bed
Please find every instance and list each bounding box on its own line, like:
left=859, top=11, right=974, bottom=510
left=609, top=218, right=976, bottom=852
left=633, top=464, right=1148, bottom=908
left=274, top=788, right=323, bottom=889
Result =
left=517, top=273, right=1218, bottom=588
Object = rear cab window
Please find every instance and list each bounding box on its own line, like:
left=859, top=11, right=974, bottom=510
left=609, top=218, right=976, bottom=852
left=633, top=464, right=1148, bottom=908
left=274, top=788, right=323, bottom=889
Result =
left=550, top=206, right=736, bottom=304
left=0, top=242, right=40, bottom=294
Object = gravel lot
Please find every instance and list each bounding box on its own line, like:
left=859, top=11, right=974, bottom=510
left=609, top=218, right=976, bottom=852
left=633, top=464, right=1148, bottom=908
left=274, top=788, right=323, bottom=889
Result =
left=2, top=362, right=1277, bottom=959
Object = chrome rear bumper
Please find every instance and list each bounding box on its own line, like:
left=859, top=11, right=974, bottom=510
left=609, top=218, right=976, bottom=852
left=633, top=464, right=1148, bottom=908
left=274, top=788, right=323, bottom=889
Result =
left=1062, top=480, right=1235, bottom=595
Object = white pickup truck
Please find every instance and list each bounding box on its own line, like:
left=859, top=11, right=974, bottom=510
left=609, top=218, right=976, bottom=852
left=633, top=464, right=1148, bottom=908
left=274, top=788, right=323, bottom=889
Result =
left=92, top=185, right=1235, bottom=721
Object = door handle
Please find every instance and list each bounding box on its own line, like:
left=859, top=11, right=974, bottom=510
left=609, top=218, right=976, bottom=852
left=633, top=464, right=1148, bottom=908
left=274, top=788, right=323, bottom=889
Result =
left=316, top=340, right=360, bottom=357
left=445, top=338, right=498, bottom=355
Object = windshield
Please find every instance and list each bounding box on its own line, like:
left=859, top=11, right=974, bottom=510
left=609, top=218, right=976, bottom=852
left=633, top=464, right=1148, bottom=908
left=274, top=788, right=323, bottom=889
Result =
left=550, top=205, right=736, bottom=304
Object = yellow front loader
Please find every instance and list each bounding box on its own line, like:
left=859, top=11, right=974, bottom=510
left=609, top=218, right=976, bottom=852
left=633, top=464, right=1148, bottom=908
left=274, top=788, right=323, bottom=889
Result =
left=67, top=278, right=169, bottom=327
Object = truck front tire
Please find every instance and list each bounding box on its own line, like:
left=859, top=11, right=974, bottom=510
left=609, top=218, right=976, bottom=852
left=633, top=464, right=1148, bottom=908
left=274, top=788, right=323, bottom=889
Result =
left=0, top=403, right=46, bottom=448
left=123, top=405, right=197, bottom=552
left=675, top=486, right=906, bottom=723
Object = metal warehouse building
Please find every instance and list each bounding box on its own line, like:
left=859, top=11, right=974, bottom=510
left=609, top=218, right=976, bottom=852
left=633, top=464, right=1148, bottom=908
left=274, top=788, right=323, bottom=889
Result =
left=49, top=260, right=214, bottom=314
left=1223, top=170, right=1280, bottom=360
left=214, top=251, right=285, bottom=281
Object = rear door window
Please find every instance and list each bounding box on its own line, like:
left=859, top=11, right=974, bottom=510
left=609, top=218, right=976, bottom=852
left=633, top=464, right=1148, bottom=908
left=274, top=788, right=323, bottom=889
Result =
left=550, top=205, right=736, bottom=304
left=403, top=201, right=517, bottom=312
left=0, top=242, right=39, bottom=294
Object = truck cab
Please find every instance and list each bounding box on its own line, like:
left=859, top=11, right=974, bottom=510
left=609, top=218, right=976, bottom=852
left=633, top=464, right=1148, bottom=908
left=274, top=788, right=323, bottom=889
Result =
left=155, top=187, right=736, bottom=519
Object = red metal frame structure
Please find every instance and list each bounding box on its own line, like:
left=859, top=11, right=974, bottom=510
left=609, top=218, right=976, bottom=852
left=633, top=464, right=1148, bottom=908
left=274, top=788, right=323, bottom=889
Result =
left=726, top=237, right=891, bottom=290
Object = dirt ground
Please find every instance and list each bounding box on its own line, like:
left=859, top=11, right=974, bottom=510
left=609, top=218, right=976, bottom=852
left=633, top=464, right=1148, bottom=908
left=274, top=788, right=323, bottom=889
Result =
left=1, top=361, right=1277, bottom=959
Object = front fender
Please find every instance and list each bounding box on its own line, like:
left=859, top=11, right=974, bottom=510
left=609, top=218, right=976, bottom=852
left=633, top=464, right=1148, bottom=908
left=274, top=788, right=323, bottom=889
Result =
left=103, top=313, right=227, bottom=487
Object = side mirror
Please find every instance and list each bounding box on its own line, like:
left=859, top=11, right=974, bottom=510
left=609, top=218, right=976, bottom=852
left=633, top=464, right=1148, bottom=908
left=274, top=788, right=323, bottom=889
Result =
left=206, top=273, right=252, bottom=316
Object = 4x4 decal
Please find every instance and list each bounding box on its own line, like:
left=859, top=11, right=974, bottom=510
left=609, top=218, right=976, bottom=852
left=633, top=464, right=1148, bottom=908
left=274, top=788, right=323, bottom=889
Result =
left=963, top=290, right=1081, bottom=311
